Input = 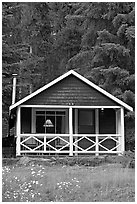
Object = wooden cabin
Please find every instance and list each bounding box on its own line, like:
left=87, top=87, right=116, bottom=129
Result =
left=9, top=70, right=133, bottom=156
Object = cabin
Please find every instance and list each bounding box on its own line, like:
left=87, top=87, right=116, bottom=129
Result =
left=9, top=70, right=133, bottom=156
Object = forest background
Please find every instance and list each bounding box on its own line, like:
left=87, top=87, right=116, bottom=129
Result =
left=2, top=2, right=135, bottom=150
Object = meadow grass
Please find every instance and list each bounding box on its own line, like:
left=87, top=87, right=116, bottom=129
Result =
left=2, top=158, right=135, bottom=202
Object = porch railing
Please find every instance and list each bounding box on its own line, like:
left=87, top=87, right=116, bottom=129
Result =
left=16, top=133, right=122, bottom=156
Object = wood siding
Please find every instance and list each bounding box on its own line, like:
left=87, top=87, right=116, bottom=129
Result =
left=24, top=75, right=119, bottom=106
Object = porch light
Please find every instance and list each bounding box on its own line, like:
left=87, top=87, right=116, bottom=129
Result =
left=43, top=119, right=54, bottom=127
left=101, top=108, right=104, bottom=115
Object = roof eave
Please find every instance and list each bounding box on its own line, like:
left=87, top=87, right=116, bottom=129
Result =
left=9, top=70, right=133, bottom=112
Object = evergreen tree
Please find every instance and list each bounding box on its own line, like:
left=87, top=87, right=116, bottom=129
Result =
left=2, top=2, right=52, bottom=123
left=65, top=2, right=135, bottom=149
left=2, top=2, right=135, bottom=149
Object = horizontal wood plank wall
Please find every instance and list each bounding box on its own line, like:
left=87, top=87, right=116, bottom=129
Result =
left=24, top=75, right=119, bottom=106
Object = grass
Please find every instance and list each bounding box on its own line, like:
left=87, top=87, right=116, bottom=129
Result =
left=2, top=156, right=135, bottom=202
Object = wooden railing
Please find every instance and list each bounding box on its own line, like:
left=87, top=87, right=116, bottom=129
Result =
left=17, top=134, right=122, bottom=156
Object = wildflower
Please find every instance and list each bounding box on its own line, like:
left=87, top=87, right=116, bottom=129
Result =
left=31, top=164, right=35, bottom=167
left=31, top=171, right=35, bottom=174
left=24, top=189, right=29, bottom=192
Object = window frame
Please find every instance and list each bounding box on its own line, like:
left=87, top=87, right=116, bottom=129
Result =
left=33, top=108, right=67, bottom=134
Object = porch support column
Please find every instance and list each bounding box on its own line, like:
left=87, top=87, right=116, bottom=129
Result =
left=44, top=136, right=46, bottom=152
left=16, top=106, right=21, bottom=156
left=74, top=109, right=78, bottom=156
left=120, top=107, right=125, bottom=153
left=69, top=107, right=73, bottom=156
left=95, top=109, right=99, bottom=156
left=116, top=109, right=121, bottom=152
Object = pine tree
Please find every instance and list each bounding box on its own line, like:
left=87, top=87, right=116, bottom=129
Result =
left=2, top=2, right=52, bottom=130
left=64, top=2, right=135, bottom=149
left=2, top=2, right=135, bottom=149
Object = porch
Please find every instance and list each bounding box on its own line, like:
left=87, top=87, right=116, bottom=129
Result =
left=16, top=105, right=124, bottom=156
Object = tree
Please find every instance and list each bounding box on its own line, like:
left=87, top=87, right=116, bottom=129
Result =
left=64, top=2, right=135, bottom=149
left=2, top=2, right=135, bottom=149
left=2, top=2, right=52, bottom=128
left=47, top=2, right=83, bottom=75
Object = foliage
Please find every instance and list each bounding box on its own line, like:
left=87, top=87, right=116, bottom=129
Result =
left=2, top=2, right=135, bottom=148
left=2, top=157, right=135, bottom=202
left=64, top=2, right=135, bottom=148
left=2, top=2, right=52, bottom=122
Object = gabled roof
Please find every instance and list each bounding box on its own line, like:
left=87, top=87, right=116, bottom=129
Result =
left=9, top=70, right=133, bottom=111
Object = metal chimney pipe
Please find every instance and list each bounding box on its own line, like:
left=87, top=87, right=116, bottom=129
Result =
left=12, top=74, right=17, bottom=105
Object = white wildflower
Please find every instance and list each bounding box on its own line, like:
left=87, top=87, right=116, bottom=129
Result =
left=31, top=171, right=35, bottom=174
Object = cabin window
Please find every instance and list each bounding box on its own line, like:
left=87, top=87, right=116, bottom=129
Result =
left=35, top=110, right=66, bottom=134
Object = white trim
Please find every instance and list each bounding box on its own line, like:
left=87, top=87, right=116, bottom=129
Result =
left=33, top=108, right=68, bottom=111
left=19, top=105, right=121, bottom=109
left=120, top=107, right=125, bottom=152
left=69, top=107, right=73, bottom=156
left=16, top=107, right=21, bottom=156
left=74, top=109, right=78, bottom=155
left=20, top=133, right=121, bottom=137
left=9, top=70, right=133, bottom=111
left=95, top=109, right=99, bottom=156
left=33, top=108, right=67, bottom=134
left=18, top=132, right=122, bottom=155
left=10, top=70, right=73, bottom=110
left=116, top=109, right=121, bottom=152
left=74, top=109, right=78, bottom=134
left=72, top=71, right=133, bottom=111
left=20, top=150, right=122, bottom=154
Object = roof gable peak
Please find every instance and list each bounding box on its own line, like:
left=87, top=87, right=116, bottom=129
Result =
left=9, top=69, right=133, bottom=111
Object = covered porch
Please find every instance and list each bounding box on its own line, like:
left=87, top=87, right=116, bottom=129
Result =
left=16, top=105, right=124, bottom=156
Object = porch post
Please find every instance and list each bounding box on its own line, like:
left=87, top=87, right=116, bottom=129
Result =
left=116, top=109, right=121, bottom=152
left=69, top=107, right=73, bottom=156
left=74, top=109, right=78, bottom=155
left=120, top=107, right=125, bottom=153
left=95, top=109, right=99, bottom=156
left=16, top=106, right=21, bottom=156
left=44, top=136, right=46, bottom=152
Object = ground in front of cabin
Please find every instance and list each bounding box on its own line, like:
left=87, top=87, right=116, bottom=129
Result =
left=2, top=156, right=135, bottom=202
